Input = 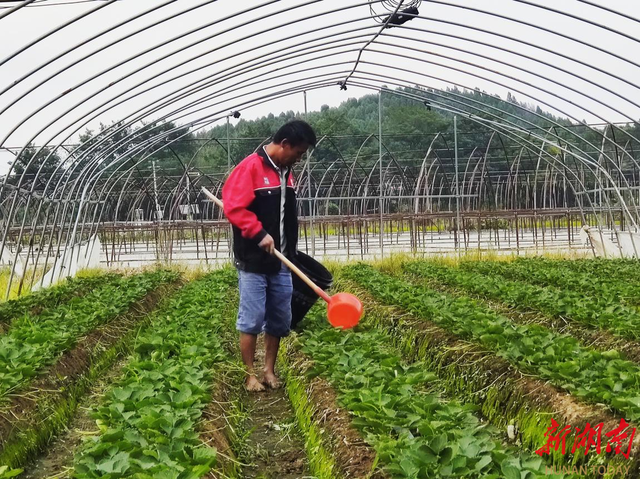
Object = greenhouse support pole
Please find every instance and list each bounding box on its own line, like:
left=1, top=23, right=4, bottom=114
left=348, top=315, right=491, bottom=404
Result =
left=454, top=115, right=461, bottom=256
left=226, top=115, right=231, bottom=172
left=305, top=90, right=315, bottom=256
left=153, top=160, right=160, bottom=220
left=379, top=89, right=384, bottom=258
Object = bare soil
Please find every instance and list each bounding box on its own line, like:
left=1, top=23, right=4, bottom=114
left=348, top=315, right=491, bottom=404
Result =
left=240, top=389, right=308, bottom=478
left=239, top=338, right=309, bottom=479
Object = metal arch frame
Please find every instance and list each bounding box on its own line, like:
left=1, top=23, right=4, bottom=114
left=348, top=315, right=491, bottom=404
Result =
left=362, top=80, right=624, bottom=219
left=7, top=97, right=232, bottom=263
left=161, top=59, right=640, bottom=228
left=297, top=135, right=367, bottom=216
left=6, top=0, right=640, bottom=101
left=349, top=84, right=601, bottom=225
left=3, top=26, right=636, bottom=207
left=346, top=77, right=640, bottom=221
left=31, top=123, right=193, bottom=289
left=354, top=59, right=640, bottom=172
left=413, top=133, right=447, bottom=214
left=14, top=121, right=187, bottom=289
left=5, top=1, right=640, bottom=152
left=421, top=1, right=640, bottom=74
left=419, top=100, right=610, bottom=229
left=0, top=3, right=380, bottom=162
left=2, top=1, right=640, bottom=292
left=5, top=1, right=640, bottom=185
left=3, top=84, right=624, bottom=242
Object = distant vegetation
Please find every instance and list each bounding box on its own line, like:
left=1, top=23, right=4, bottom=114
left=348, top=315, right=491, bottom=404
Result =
left=190, top=85, right=640, bottom=172
left=9, top=85, right=640, bottom=194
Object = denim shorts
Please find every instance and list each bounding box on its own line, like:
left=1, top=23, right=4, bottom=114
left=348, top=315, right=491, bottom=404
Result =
left=236, top=264, right=293, bottom=337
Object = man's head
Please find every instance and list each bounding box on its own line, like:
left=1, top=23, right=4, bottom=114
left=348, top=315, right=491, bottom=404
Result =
left=268, top=120, right=317, bottom=168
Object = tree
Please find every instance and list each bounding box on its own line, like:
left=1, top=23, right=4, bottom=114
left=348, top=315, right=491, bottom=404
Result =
left=7, top=144, right=62, bottom=191
left=75, top=120, right=196, bottom=173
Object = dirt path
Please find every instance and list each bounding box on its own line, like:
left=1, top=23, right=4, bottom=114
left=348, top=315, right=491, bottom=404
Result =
left=239, top=338, right=310, bottom=479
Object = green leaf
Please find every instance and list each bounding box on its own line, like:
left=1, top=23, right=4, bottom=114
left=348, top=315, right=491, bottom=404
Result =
left=192, top=447, right=217, bottom=465
left=429, top=433, right=447, bottom=453
left=474, top=454, right=492, bottom=471
left=96, top=451, right=131, bottom=474
left=438, top=447, right=453, bottom=465
left=399, top=458, right=420, bottom=477
left=501, top=463, right=522, bottom=479
left=0, top=466, right=23, bottom=479
left=133, top=454, right=157, bottom=470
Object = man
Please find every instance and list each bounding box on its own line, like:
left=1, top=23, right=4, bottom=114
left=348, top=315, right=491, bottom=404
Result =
left=222, top=120, right=317, bottom=391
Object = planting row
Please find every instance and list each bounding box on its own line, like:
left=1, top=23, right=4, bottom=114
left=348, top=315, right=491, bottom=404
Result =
left=0, top=269, right=178, bottom=400
left=73, top=269, right=239, bottom=478
left=0, top=272, right=120, bottom=324
left=334, top=267, right=640, bottom=476
left=459, top=258, right=640, bottom=308
left=8, top=257, right=637, bottom=478
left=343, top=263, right=640, bottom=427
left=402, top=260, right=640, bottom=341
left=287, top=305, right=558, bottom=478
left=4, top=267, right=336, bottom=479
left=537, top=257, right=640, bottom=285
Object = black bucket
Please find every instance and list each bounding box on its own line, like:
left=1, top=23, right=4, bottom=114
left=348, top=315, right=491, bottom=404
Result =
left=290, top=250, right=332, bottom=329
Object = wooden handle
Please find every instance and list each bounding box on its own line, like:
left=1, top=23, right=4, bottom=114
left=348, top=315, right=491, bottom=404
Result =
left=272, top=249, right=331, bottom=303
left=203, top=187, right=224, bottom=210
left=201, top=186, right=332, bottom=304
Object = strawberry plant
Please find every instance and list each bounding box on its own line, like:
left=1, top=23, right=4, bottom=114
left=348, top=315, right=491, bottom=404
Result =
left=73, top=268, right=238, bottom=478
left=0, top=269, right=177, bottom=399
left=0, top=273, right=120, bottom=324
left=533, top=258, right=640, bottom=286
left=404, top=260, right=640, bottom=340
left=345, top=263, right=640, bottom=422
left=293, top=308, right=565, bottom=478
left=460, top=258, right=640, bottom=308
left=0, top=466, right=21, bottom=478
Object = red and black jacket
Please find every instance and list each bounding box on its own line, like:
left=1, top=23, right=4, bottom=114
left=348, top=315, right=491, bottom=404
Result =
left=222, top=148, right=298, bottom=274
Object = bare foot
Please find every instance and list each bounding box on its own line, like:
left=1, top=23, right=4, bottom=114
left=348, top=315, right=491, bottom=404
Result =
left=262, top=371, right=281, bottom=389
left=245, top=375, right=266, bottom=392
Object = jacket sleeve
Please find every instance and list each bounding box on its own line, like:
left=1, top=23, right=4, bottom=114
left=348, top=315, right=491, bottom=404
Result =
left=222, top=159, right=268, bottom=242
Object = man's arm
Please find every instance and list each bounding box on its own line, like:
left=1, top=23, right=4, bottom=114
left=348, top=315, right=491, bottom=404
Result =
left=222, top=160, right=272, bottom=250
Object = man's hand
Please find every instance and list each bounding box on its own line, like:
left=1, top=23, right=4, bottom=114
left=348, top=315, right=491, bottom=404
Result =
left=258, top=234, right=275, bottom=255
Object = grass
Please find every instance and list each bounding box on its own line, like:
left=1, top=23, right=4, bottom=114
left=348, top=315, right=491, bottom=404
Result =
left=0, top=266, right=48, bottom=301
left=0, top=265, right=112, bottom=303
left=279, top=342, right=344, bottom=479
left=358, top=249, right=589, bottom=272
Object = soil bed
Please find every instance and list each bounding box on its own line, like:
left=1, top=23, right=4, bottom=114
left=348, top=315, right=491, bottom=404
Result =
left=284, top=347, right=388, bottom=479
left=200, top=369, right=244, bottom=479
left=420, top=274, right=640, bottom=365
left=0, top=280, right=181, bottom=468
left=338, top=276, right=640, bottom=476
left=20, top=358, right=129, bottom=478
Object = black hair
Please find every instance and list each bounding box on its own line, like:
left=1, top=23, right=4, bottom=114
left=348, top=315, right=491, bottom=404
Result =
left=273, top=120, right=317, bottom=147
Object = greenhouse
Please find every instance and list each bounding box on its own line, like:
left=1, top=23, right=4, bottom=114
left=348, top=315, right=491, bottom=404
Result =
left=1, top=1, right=640, bottom=478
